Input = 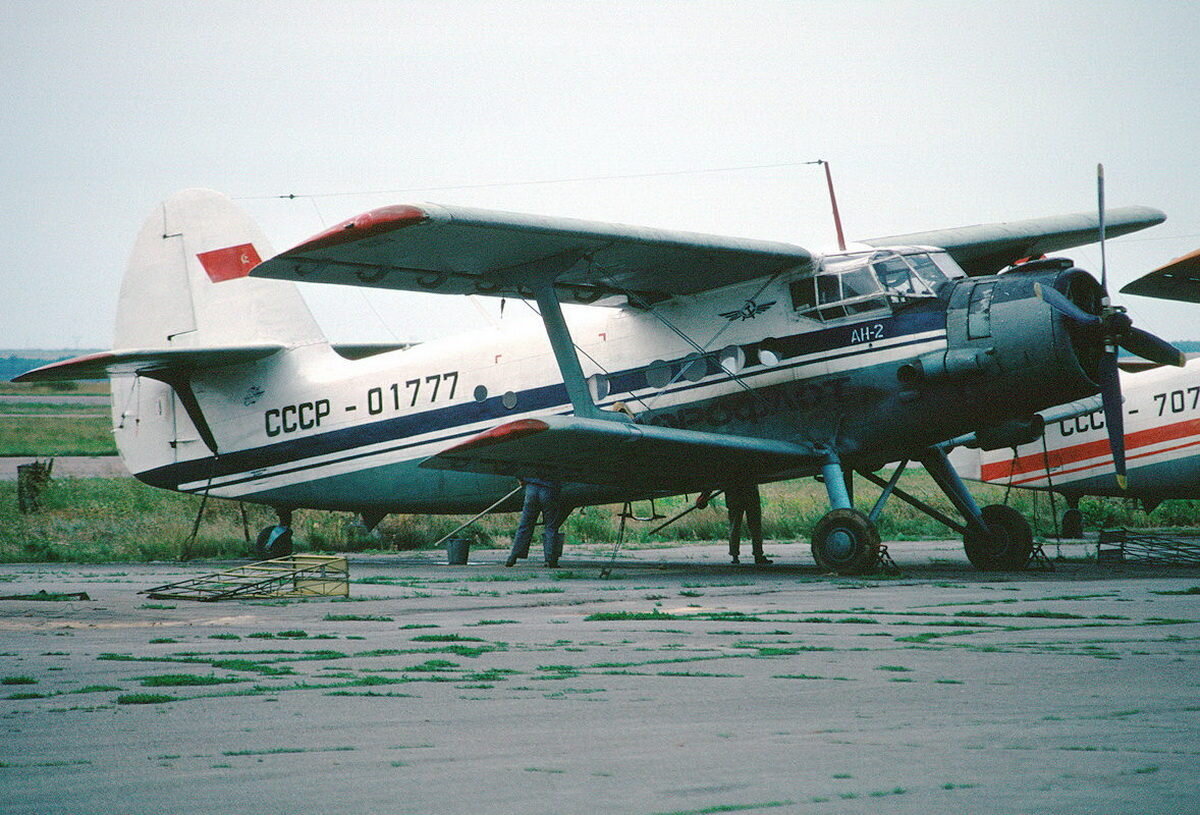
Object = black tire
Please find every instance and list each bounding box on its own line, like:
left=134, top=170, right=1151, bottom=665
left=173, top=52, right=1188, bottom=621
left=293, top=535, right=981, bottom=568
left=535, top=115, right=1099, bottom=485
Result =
left=1061, top=507, right=1084, bottom=539
left=255, top=525, right=294, bottom=560
left=963, top=504, right=1033, bottom=571
left=811, top=508, right=881, bottom=575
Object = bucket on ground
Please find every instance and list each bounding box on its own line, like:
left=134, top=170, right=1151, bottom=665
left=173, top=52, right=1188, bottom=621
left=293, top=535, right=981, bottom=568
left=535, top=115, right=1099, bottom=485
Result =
left=446, top=538, right=470, bottom=565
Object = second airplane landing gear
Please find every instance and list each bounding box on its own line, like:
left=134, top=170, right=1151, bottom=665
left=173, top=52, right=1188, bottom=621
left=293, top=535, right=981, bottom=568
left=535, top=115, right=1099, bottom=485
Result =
left=1061, top=497, right=1084, bottom=539
left=255, top=507, right=294, bottom=560
left=812, top=448, right=1033, bottom=575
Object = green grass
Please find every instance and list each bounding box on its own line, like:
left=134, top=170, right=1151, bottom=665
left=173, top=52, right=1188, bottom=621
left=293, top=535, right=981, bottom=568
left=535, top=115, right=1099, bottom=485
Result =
left=0, top=402, right=108, bottom=415
left=0, top=416, right=117, bottom=455
left=117, top=693, right=177, bottom=704
left=2, top=676, right=38, bottom=685
left=139, top=674, right=239, bottom=687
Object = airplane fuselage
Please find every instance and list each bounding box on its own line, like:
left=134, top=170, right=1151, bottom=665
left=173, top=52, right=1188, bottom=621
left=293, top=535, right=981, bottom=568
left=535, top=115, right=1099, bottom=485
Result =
left=115, top=258, right=1102, bottom=515
left=956, top=359, right=1200, bottom=500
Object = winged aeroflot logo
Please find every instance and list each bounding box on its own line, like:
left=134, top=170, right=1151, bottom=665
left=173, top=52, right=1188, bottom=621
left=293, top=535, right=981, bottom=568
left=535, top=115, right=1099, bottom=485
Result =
left=719, top=299, right=776, bottom=321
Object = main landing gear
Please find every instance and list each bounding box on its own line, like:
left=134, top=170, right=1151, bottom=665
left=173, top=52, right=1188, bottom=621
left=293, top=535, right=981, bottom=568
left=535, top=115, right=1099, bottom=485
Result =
left=255, top=507, right=294, bottom=560
left=810, top=448, right=1033, bottom=575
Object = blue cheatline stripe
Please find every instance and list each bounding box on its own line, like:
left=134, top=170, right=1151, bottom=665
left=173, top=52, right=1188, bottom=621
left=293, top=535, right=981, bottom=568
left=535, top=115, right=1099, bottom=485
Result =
left=140, top=306, right=946, bottom=490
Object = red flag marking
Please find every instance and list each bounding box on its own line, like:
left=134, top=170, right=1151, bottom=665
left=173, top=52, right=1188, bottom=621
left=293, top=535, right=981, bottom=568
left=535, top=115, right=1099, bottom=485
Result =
left=197, top=243, right=263, bottom=283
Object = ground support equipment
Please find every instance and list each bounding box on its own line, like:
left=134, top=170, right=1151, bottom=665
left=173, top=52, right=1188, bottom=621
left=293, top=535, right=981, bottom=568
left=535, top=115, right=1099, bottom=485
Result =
left=142, top=555, right=349, bottom=601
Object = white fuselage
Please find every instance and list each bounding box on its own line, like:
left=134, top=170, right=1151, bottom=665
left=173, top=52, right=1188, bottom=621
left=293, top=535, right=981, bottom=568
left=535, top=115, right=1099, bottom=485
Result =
left=954, top=359, right=1200, bottom=499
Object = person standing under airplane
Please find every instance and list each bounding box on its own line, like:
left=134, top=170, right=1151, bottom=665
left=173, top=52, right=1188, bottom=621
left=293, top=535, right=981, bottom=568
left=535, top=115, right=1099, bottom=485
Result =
left=506, top=476, right=568, bottom=567
left=697, top=484, right=772, bottom=565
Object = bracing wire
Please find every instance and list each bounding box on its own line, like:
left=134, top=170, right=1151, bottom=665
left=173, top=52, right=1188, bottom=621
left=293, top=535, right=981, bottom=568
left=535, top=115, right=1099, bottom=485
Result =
left=232, top=160, right=826, bottom=202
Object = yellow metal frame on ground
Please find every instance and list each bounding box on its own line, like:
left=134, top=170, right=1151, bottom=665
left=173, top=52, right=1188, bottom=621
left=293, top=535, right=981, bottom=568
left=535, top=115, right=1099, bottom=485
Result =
left=143, top=555, right=350, bottom=601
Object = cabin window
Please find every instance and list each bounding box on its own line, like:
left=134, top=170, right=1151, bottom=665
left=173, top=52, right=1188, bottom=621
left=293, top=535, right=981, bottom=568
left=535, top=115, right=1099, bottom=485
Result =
left=757, top=344, right=781, bottom=366
left=501, top=391, right=518, bottom=409
left=718, top=345, right=745, bottom=374
left=645, top=360, right=672, bottom=389
left=473, top=385, right=488, bottom=402
left=681, top=354, right=707, bottom=382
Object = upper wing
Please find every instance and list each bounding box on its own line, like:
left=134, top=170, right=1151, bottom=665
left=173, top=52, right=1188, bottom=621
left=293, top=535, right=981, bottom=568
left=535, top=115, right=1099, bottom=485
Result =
left=1120, top=247, right=1200, bottom=303
left=252, top=203, right=813, bottom=304
left=420, top=416, right=816, bottom=493
left=12, top=346, right=283, bottom=382
left=863, top=206, right=1166, bottom=277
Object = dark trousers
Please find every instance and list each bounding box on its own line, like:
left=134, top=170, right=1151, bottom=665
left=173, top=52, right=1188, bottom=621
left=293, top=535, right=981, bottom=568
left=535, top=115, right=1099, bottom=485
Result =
left=510, top=483, right=567, bottom=563
left=725, top=484, right=764, bottom=557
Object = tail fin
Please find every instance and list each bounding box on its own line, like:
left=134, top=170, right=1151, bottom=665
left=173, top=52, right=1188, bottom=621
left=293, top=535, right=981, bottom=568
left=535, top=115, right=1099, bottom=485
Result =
left=113, top=188, right=325, bottom=349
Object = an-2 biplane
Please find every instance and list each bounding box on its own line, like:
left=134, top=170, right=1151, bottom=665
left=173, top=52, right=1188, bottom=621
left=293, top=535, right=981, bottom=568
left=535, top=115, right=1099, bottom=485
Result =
left=16, top=181, right=1182, bottom=573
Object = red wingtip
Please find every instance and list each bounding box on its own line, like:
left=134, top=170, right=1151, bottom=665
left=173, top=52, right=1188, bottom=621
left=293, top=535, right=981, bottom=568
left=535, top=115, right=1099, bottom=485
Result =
left=442, top=419, right=551, bottom=454
left=285, top=205, right=428, bottom=254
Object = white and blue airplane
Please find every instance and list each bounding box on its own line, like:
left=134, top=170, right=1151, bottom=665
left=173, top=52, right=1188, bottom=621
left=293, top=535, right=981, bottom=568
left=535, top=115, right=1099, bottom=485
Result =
left=16, top=186, right=1181, bottom=573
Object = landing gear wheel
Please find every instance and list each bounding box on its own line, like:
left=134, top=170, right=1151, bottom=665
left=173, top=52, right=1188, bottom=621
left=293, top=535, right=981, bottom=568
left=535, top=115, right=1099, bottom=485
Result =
left=963, top=504, right=1033, bottom=571
left=811, top=508, right=881, bottom=575
left=255, top=525, right=294, bottom=560
left=1061, top=507, right=1084, bottom=539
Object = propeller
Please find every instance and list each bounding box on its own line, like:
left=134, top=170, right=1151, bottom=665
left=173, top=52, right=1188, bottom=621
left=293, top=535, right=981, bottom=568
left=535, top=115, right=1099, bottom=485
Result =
left=1034, top=165, right=1186, bottom=489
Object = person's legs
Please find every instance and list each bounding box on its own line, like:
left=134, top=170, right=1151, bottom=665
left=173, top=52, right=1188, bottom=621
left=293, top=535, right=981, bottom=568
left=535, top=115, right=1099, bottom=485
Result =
left=728, top=508, right=744, bottom=562
left=542, top=502, right=569, bottom=565
left=746, top=485, right=770, bottom=563
left=507, top=485, right=546, bottom=566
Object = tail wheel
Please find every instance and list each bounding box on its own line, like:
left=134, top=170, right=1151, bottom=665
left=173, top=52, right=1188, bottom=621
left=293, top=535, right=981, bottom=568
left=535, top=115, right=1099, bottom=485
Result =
left=811, top=508, right=881, bottom=575
left=963, top=504, right=1033, bottom=571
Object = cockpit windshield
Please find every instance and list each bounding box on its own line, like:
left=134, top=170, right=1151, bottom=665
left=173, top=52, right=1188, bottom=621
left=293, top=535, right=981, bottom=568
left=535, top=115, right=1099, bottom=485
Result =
left=870, top=250, right=958, bottom=298
left=789, top=248, right=965, bottom=321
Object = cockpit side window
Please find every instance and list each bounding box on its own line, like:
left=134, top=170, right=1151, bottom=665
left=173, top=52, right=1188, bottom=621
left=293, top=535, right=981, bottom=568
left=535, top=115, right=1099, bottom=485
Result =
left=790, top=254, right=889, bottom=321
left=789, top=278, right=817, bottom=311
left=906, top=253, right=950, bottom=291
left=873, top=255, right=917, bottom=295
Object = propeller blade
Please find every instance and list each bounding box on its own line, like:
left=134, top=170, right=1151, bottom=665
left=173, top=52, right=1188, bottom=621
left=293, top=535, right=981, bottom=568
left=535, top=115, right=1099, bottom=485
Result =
left=1119, top=326, right=1187, bottom=368
left=1097, top=350, right=1127, bottom=489
left=1034, top=282, right=1102, bottom=327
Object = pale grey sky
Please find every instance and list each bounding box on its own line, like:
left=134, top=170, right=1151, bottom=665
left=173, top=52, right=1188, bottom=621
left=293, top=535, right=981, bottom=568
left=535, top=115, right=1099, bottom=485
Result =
left=4, top=0, right=1199, bottom=348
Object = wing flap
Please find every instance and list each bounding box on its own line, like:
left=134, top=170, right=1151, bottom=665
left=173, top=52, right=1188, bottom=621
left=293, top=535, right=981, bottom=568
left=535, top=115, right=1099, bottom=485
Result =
left=863, top=206, right=1166, bottom=277
left=252, top=203, right=812, bottom=303
left=12, top=345, right=284, bottom=382
left=421, top=416, right=816, bottom=492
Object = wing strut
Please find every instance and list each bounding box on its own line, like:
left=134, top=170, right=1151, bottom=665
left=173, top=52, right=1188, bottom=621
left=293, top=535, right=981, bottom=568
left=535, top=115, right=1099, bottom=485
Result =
left=515, top=251, right=613, bottom=421
left=532, top=281, right=604, bottom=420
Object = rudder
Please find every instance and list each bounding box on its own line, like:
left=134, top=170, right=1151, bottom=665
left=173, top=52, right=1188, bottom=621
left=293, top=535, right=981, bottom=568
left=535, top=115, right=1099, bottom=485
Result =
left=113, top=188, right=325, bottom=349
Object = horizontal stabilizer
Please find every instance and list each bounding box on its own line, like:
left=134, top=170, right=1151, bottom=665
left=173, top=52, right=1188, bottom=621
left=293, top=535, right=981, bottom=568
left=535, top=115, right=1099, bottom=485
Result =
left=863, top=206, right=1165, bottom=277
left=12, top=345, right=284, bottom=383
left=1120, top=247, right=1200, bottom=303
left=253, top=203, right=812, bottom=305
left=421, top=416, right=816, bottom=492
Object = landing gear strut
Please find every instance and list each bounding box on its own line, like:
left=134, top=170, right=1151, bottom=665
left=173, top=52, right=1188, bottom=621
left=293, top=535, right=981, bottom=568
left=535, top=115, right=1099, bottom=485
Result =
left=255, top=507, right=294, bottom=560
left=830, top=447, right=1035, bottom=574
left=811, top=453, right=881, bottom=575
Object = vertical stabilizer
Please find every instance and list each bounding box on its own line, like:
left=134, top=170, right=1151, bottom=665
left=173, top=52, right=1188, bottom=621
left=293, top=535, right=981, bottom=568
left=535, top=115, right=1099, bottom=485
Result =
left=113, top=189, right=325, bottom=349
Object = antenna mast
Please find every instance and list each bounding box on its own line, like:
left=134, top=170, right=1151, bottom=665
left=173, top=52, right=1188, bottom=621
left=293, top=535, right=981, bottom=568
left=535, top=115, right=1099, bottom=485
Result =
left=817, top=160, right=846, bottom=250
